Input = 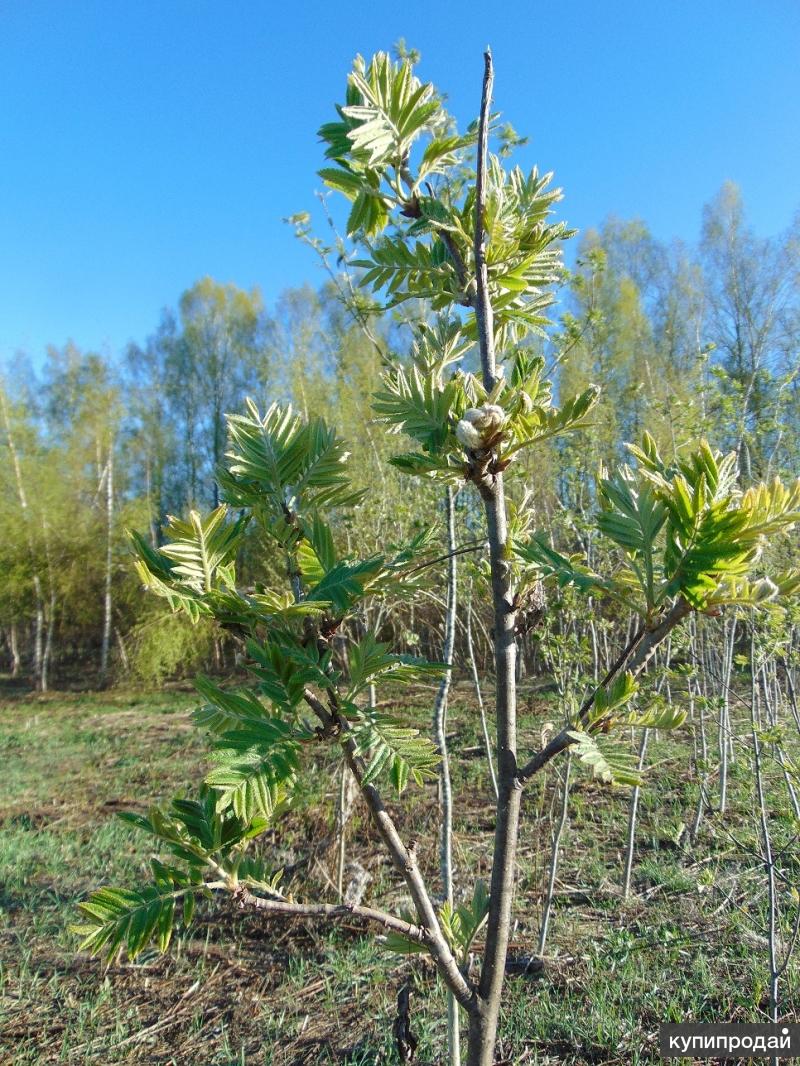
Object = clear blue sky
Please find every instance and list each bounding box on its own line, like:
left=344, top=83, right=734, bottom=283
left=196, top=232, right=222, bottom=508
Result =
left=1, top=0, right=798, bottom=367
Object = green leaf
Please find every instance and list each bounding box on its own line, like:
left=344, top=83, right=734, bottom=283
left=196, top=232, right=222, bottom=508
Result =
left=157, top=507, right=246, bottom=592
left=341, top=52, right=442, bottom=166
left=451, top=879, right=490, bottom=958
left=591, top=672, right=638, bottom=717
left=506, top=384, right=600, bottom=453
left=383, top=908, right=430, bottom=956
left=354, top=237, right=459, bottom=306
left=73, top=872, right=200, bottom=962
left=298, top=513, right=338, bottom=581
left=193, top=677, right=273, bottom=734
left=567, top=730, right=642, bottom=788
left=206, top=716, right=300, bottom=821
left=374, top=364, right=462, bottom=453
left=221, top=400, right=366, bottom=525
left=306, top=556, right=385, bottom=613
left=318, top=165, right=364, bottom=202
left=388, top=451, right=466, bottom=481
left=248, top=636, right=335, bottom=709
left=347, top=633, right=445, bottom=700
left=129, top=508, right=248, bottom=620
left=117, top=787, right=273, bottom=868
left=623, top=703, right=687, bottom=730
left=348, top=705, right=439, bottom=792
left=516, top=534, right=620, bottom=599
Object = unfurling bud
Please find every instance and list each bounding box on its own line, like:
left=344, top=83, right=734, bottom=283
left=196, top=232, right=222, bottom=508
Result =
left=752, top=577, right=779, bottom=603
left=518, top=390, right=535, bottom=415
left=455, top=404, right=506, bottom=451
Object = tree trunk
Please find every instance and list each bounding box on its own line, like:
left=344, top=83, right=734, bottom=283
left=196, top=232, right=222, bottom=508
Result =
left=538, top=755, right=571, bottom=955
left=622, top=729, right=649, bottom=898
left=433, top=485, right=460, bottom=1066
left=32, top=576, right=44, bottom=689
left=100, top=447, right=114, bottom=684
left=467, top=51, right=521, bottom=1066
left=9, top=623, right=21, bottom=678
left=41, top=588, right=56, bottom=693
left=718, top=614, right=737, bottom=814
left=1, top=390, right=46, bottom=691
left=471, top=479, right=520, bottom=1065
left=467, top=591, right=498, bottom=799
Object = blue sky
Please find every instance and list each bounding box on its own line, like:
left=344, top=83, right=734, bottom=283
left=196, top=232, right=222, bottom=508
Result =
left=1, top=0, right=798, bottom=366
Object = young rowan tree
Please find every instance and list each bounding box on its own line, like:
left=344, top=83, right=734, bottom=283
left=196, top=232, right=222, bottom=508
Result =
left=75, top=50, right=800, bottom=1065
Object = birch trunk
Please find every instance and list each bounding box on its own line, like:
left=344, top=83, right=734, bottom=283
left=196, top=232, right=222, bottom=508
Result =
left=9, top=623, right=21, bottom=678
left=100, top=447, right=114, bottom=683
left=0, top=388, right=46, bottom=691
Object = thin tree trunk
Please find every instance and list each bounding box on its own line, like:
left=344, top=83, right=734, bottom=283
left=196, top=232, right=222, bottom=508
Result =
left=691, top=675, right=709, bottom=840
left=42, top=588, right=56, bottom=693
left=0, top=388, right=45, bottom=690
left=40, top=518, right=57, bottom=694
left=145, top=453, right=158, bottom=547
left=115, top=626, right=130, bottom=674
left=335, top=761, right=358, bottom=899
left=100, top=447, right=114, bottom=683
left=622, top=729, right=649, bottom=898
left=9, top=623, right=20, bottom=678
left=467, top=592, right=498, bottom=800
left=537, top=755, right=571, bottom=955
left=336, top=680, right=368, bottom=900
left=622, top=637, right=672, bottom=894
left=759, top=655, right=800, bottom=820
left=33, top=579, right=44, bottom=689
left=689, top=618, right=710, bottom=840
left=751, top=631, right=780, bottom=1062
left=468, top=49, right=522, bottom=1066
left=719, top=615, right=737, bottom=814
left=433, top=485, right=460, bottom=1066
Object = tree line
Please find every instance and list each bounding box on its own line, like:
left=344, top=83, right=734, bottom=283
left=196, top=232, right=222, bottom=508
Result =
left=1, top=180, right=798, bottom=691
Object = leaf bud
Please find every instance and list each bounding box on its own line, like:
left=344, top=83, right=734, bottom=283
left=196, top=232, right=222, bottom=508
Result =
left=455, top=404, right=507, bottom=450
left=752, top=577, right=779, bottom=603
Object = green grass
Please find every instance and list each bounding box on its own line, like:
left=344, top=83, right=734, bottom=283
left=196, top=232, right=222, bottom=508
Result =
left=1, top=681, right=798, bottom=1063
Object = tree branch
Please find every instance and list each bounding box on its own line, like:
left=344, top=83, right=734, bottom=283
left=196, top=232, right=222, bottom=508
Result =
left=516, top=598, right=692, bottom=783
left=404, top=538, right=488, bottom=576
left=400, top=165, right=472, bottom=304
left=301, top=688, right=476, bottom=1010
left=233, top=883, right=428, bottom=943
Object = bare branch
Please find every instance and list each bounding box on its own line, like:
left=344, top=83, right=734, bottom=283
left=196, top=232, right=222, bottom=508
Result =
left=404, top=538, right=488, bottom=576
left=233, top=883, right=428, bottom=944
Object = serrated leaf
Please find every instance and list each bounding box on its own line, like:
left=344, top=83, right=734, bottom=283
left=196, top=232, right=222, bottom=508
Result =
left=567, top=730, right=642, bottom=788
left=349, top=705, right=439, bottom=792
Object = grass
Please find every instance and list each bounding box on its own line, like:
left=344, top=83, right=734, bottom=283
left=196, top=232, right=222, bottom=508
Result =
left=1, top=679, right=798, bottom=1063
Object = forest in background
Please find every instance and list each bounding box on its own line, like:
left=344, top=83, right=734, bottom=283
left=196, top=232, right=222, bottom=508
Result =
left=1, top=179, right=798, bottom=691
